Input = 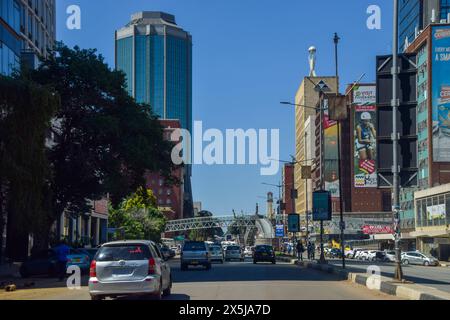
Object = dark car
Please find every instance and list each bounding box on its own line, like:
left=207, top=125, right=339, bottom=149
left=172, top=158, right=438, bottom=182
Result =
left=20, top=248, right=90, bottom=278
left=253, top=245, right=276, bottom=264
left=159, top=245, right=175, bottom=260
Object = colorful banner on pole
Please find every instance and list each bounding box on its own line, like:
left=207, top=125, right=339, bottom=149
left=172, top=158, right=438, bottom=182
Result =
left=353, top=85, right=377, bottom=188
left=432, top=26, right=450, bottom=162
left=323, top=102, right=340, bottom=198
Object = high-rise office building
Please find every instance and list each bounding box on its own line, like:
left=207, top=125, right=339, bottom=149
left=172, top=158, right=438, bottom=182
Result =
left=115, top=12, right=194, bottom=218
left=0, top=0, right=56, bottom=75
left=399, top=0, right=450, bottom=52
left=115, top=12, right=192, bottom=133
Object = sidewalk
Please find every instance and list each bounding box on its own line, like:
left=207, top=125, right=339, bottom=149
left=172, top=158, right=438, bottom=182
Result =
left=297, top=260, right=450, bottom=300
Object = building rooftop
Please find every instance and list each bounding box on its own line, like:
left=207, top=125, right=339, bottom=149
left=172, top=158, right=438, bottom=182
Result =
left=129, top=11, right=177, bottom=26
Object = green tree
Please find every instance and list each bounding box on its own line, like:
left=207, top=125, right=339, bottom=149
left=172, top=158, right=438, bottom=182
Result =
left=27, top=44, right=177, bottom=249
left=0, top=76, right=59, bottom=260
left=188, top=210, right=224, bottom=241
left=109, top=188, right=167, bottom=242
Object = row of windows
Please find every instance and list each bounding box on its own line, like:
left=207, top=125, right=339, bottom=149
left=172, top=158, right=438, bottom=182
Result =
left=416, top=193, right=450, bottom=227
left=0, top=0, right=21, bottom=33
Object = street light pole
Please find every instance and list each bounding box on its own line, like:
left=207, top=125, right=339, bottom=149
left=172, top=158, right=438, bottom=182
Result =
left=334, top=32, right=346, bottom=269
left=392, top=0, right=403, bottom=281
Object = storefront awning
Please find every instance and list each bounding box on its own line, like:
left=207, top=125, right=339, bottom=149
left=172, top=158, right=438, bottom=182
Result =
left=409, top=229, right=450, bottom=238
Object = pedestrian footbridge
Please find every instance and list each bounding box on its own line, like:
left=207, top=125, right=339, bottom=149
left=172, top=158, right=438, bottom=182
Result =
left=164, top=215, right=274, bottom=239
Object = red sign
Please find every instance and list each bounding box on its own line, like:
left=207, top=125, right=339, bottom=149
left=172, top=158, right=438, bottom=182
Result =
left=362, top=225, right=394, bottom=235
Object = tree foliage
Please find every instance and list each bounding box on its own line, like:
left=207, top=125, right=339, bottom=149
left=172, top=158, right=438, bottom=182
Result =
left=108, top=187, right=167, bottom=242
left=24, top=43, right=177, bottom=246
left=0, top=76, right=59, bottom=258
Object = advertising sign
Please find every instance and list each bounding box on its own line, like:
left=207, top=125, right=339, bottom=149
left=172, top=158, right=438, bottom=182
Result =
left=275, top=224, right=285, bottom=238
left=323, top=99, right=340, bottom=198
left=432, top=26, right=450, bottom=162
left=312, top=191, right=332, bottom=221
left=362, top=225, right=394, bottom=235
left=287, top=214, right=300, bottom=233
left=426, top=204, right=446, bottom=220
left=353, top=85, right=377, bottom=188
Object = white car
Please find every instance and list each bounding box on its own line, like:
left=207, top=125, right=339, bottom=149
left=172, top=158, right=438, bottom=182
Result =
left=384, top=250, right=396, bottom=262
left=366, top=250, right=381, bottom=261
left=244, top=246, right=253, bottom=257
left=358, top=250, right=370, bottom=260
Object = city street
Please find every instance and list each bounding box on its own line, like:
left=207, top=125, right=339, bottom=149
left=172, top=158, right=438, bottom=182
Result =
left=0, top=259, right=399, bottom=300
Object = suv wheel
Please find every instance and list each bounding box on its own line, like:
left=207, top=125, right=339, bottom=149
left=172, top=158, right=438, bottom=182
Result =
left=153, top=281, right=163, bottom=300
left=402, top=259, right=409, bottom=265
left=424, top=261, right=430, bottom=266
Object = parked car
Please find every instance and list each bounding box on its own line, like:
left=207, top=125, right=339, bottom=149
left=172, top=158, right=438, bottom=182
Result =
left=253, top=245, right=276, bottom=264
left=159, top=245, right=175, bottom=260
left=346, top=248, right=362, bottom=259
left=20, top=248, right=91, bottom=278
left=326, top=248, right=342, bottom=258
left=367, top=250, right=386, bottom=262
left=244, top=246, right=254, bottom=257
left=357, top=250, right=370, bottom=260
left=181, top=241, right=212, bottom=270
left=78, top=248, right=99, bottom=262
left=383, top=250, right=396, bottom=262
left=88, top=240, right=172, bottom=300
left=224, top=245, right=244, bottom=262
left=401, top=251, right=439, bottom=266
left=209, top=245, right=224, bottom=264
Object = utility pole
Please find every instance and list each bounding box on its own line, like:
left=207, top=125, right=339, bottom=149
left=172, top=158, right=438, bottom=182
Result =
left=318, top=98, right=326, bottom=264
left=305, top=131, right=310, bottom=244
left=334, top=32, right=346, bottom=269
left=392, top=0, right=403, bottom=281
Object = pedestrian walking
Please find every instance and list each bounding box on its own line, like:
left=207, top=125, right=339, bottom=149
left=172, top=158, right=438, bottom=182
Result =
left=296, top=241, right=304, bottom=261
left=54, top=240, right=70, bottom=282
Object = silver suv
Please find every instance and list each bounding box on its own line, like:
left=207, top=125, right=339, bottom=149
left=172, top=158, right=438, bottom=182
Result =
left=88, top=240, right=172, bottom=300
left=181, top=241, right=211, bottom=270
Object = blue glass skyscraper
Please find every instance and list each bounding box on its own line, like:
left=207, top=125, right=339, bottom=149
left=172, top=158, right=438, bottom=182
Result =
left=115, top=12, right=194, bottom=217
left=115, top=12, right=192, bottom=134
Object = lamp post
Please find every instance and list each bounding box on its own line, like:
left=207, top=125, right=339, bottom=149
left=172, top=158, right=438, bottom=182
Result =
left=392, top=0, right=403, bottom=281
left=280, top=100, right=328, bottom=263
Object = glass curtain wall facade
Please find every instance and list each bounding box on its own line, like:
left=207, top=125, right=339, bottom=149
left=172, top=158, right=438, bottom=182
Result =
left=0, top=0, right=21, bottom=75
left=399, top=0, right=423, bottom=52
left=441, top=0, right=450, bottom=20
left=115, top=12, right=192, bottom=133
left=0, top=0, right=55, bottom=76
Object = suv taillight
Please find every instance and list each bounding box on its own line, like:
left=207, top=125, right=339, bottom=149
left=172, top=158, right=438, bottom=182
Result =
left=89, top=260, right=97, bottom=277
left=148, top=258, right=156, bottom=275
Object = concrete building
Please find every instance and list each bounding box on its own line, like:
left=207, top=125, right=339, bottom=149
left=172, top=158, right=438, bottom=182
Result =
left=403, top=22, right=450, bottom=253
left=294, top=76, right=338, bottom=217
left=145, top=120, right=185, bottom=221
left=413, top=184, right=450, bottom=261
left=115, top=11, right=194, bottom=217
left=0, top=0, right=55, bottom=75
left=193, top=202, right=202, bottom=216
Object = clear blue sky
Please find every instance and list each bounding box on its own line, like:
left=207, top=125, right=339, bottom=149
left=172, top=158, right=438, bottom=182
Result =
left=56, top=0, right=394, bottom=216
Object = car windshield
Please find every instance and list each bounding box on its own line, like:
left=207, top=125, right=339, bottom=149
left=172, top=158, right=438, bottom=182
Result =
left=183, top=242, right=206, bottom=251
left=227, top=246, right=240, bottom=251
left=95, top=244, right=151, bottom=261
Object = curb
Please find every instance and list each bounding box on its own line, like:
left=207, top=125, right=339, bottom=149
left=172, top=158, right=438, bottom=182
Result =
left=297, top=261, right=450, bottom=300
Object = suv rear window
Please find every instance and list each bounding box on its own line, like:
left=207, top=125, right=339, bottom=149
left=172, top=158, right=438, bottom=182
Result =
left=96, top=244, right=152, bottom=261
left=255, top=246, right=272, bottom=252
left=183, top=242, right=206, bottom=251
left=227, top=246, right=240, bottom=251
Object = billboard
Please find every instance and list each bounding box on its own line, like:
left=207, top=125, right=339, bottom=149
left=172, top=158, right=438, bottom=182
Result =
left=312, top=191, right=332, bottom=221
left=323, top=100, right=340, bottom=198
left=432, top=26, right=450, bottom=162
left=353, top=85, right=377, bottom=188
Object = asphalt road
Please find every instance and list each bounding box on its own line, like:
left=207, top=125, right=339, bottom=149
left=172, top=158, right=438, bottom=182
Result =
left=326, top=258, right=450, bottom=294
left=0, top=259, right=398, bottom=300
